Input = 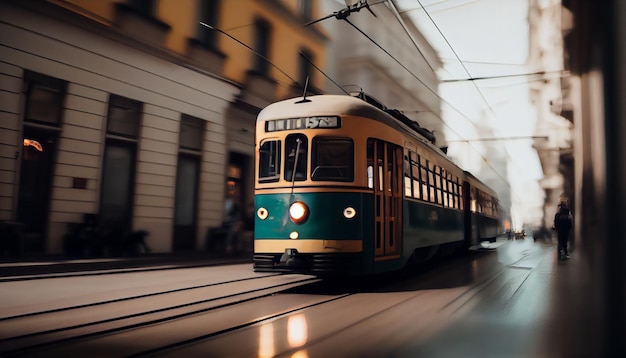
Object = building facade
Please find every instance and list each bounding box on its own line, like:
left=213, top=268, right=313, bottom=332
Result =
left=527, top=0, right=574, bottom=239
left=320, top=0, right=443, bottom=140
left=0, top=0, right=327, bottom=256
left=548, top=0, right=625, bottom=356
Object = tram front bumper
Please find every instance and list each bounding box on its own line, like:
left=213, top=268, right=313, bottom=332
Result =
left=279, top=248, right=308, bottom=268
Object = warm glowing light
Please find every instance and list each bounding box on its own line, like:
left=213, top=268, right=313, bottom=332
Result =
left=257, top=207, right=268, bottom=220
left=288, top=314, right=308, bottom=347
left=289, top=202, right=308, bottom=223
left=258, top=323, right=275, bottom=358
left=23, top=139, right=43, bottom=151
left=289, top=231, right=299, bottom=239
left=291, top=350, right=309, bottom=358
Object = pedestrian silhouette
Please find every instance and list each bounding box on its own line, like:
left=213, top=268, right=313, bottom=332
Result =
left=553, top=203, right=573, bottom=260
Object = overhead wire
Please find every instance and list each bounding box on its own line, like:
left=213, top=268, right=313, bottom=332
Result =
left=385, top=0, right=436, bottom=72
left=414, top=0, right=499, bottom=120
left=443, top=69, right=570, bottom=82
left=199, top=22, right=301, bottom=92
left=298, top=51, right=349, bottom=95
left=202, top=3, right=514, bottom=190
left=413, top=0, right=539, bottom=204
left=338, top=10, right=511, bottom=188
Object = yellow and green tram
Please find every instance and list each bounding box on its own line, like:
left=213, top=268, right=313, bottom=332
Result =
left=253, top=94, right=501, bottom=276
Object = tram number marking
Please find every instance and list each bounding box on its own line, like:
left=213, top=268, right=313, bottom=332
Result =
left=266, top=116, right=341, bottom=132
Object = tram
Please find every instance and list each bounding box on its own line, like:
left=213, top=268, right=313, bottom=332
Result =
left=252, top=94, right=501, bottom=276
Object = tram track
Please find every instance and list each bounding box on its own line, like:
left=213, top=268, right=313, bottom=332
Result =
left=0, top=242, right=531, bottom=357
left=0, top=274, right=321, bottom=356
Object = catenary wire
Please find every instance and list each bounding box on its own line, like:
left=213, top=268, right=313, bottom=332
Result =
left=202, top=6, right=510, bottom=190
left=341, top=16, right=510, bottom=188
left=199, top=22, right=299, bottom=88
left=414, top=0, right=500, bottom=120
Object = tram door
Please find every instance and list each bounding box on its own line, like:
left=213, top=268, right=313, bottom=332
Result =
left=369, top=139, right=402, bottom=258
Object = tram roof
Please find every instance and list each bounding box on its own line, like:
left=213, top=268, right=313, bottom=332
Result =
left=257, top=95, right=384, bottom=122
left=464, top=170, right=498, bottom=197
left=257, top=95, right=435, bottom=143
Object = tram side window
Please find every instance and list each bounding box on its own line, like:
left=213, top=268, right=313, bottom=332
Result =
left=259, top=140, right=281, bottom=182
left=470, top=187, right=477, bottom=212
left=404, top=152, right=412, bottom=196
left=285, top=134, right=308, bottom=181
left=367, top=140, right=374, bottom=189
left=451, top=180, right=457, bottom=208
left=479, top=191, right=486, bottom=214
left=420, top=157, right=429, bottom=202
left=426, top=161, right=437, bottom=203
left=441, top=168, right=448, bottom=207
left=412, top=153, right=421, bottom=199
left=448, top=173, right=455, bottom=208
left=485, top=194, right=493, bottom=216
left=311, top=137, right=353, bottom=181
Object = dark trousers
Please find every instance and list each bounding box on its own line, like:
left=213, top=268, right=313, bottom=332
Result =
left=557, top=229, right=570, bottom=255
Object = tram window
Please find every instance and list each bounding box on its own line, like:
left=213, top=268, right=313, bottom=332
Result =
left=428, top=166, right=436, bottom=204
left=404, top=153, right=412, bottom=196
left=420, top=165, right=428, bottom=201
left=402, top=153, right=413, bottom=197
left=311, top=137, right=353, bottom=181
left=285, top=134, right=308, bottom=181
left=411, top=154, right=419, bottom=198
left=404, top=177, right=412, bottom=197
left=376, top=143, right=384, bottom=191
left=259, top=140, right=281, bottom=182
left=378, top=162, right=384, bottom=192
left=442, top=177, right=448, bottom=207
left=470, top=188, right=478, bottom=212
left=403, top=154, right=411, bottom=175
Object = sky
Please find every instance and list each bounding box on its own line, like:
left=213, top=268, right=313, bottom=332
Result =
left=394, top=0, right=546, bottom=229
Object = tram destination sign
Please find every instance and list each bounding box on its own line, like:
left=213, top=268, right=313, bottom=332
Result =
left=265, top=116, right=341, bottom=132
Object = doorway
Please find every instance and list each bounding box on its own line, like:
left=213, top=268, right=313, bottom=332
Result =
left=17, top=127, right=58, bottom=253
left=369, top=139, right=402, bottom=259
left=173, top=154, right=200, bottom=251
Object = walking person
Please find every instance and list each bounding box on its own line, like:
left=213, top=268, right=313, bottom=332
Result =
left=553, top=203, right=573, bottom=260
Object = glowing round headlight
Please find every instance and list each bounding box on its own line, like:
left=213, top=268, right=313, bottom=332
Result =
left=343, top=206, right=356, bottom=219
left=289, top=201, right=309, bottom=224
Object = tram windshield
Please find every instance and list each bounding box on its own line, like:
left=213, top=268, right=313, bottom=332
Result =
left=258, top=135, right=354, bottom=183
left=311, top=137, right=354, bottom=181
left=259, top=140, right=281, bottom=182
left=284, top=134, right=308, bottom=181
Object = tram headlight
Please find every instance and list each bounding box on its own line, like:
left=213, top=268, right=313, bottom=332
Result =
left=343, top=206, right=356, bottom=219
left=289, top=201, right=309, bottom=224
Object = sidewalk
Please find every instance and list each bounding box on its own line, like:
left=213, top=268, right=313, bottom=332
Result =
left=0, top=252, right=253, bottom=279
left=526, top=236, right=606, bottom=358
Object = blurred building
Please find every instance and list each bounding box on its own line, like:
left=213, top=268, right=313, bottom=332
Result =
left=527, top=0, right=574, bottom=239
left=0, top=0, right=327, bottom=256
left=320, top=0, right=444, bottom=143
left=547, top=0, right=625, bottom=355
